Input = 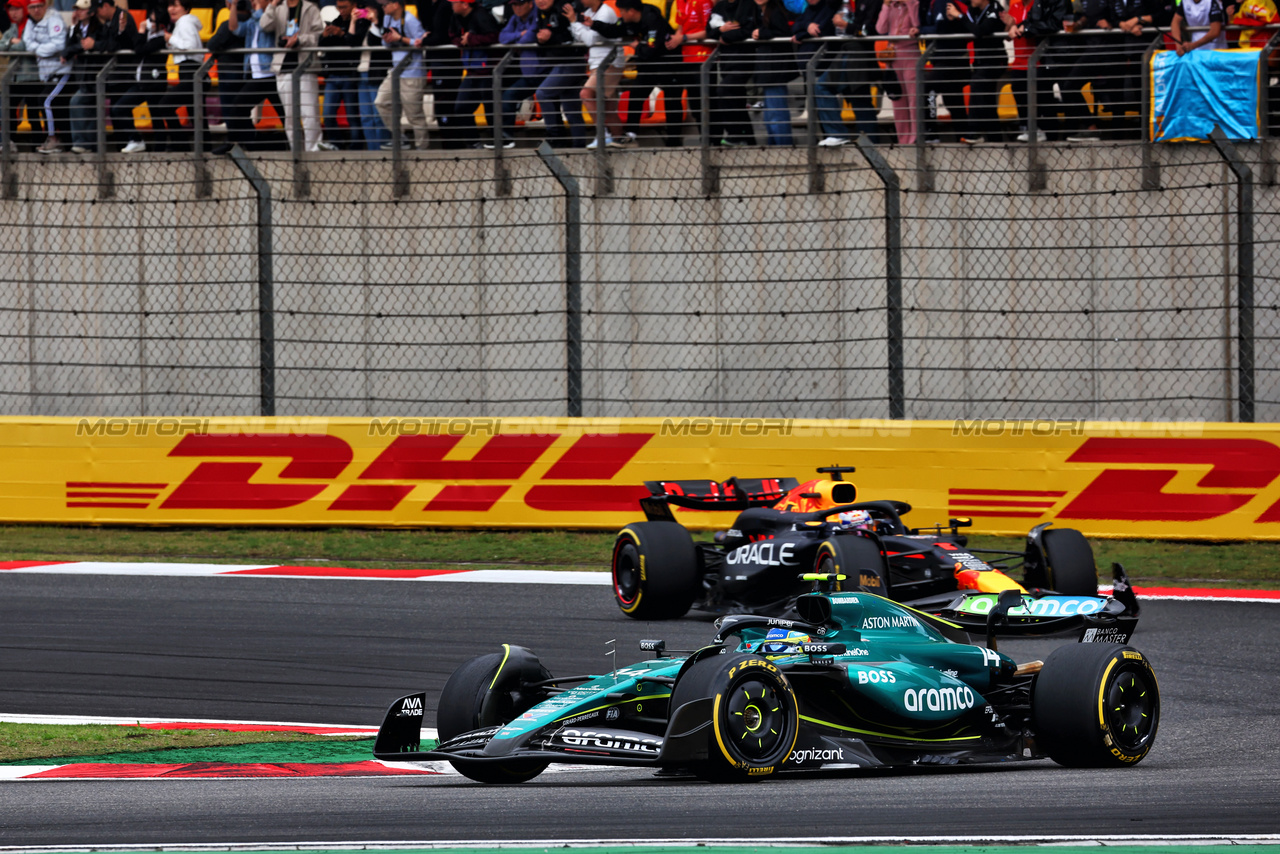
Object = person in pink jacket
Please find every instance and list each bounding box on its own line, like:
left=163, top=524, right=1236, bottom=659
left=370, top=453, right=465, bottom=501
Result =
left=877, top=0, right=918, bottom=143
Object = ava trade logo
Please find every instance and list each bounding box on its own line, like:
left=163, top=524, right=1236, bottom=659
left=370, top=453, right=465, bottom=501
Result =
left=66, top=432, right=655, bottom=515
left=949, top=437, right=1280, bottom=524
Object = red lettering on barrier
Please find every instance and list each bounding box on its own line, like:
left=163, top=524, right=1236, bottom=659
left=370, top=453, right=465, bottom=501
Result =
left=523, top=485, right=653, bottom=512
left=329, top=484, right=416, bottom=512
left=1058, top=438, right=1280, bottom=522
left=425, top=485, right=512, bottom=512
left=162, top=434, right=353, bottom=510
left=542, top=433, right=654, bottom=480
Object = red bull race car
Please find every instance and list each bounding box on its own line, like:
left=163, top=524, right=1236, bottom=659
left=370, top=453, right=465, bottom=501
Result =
left=611, top=466, right=1139, bottom=638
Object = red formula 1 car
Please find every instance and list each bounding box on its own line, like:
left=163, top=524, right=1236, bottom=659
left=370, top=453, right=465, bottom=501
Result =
left=611, top=466, right=1139, bottom=640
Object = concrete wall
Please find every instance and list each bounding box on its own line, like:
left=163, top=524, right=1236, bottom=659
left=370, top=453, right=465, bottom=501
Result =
left=0, top=142, right=1273, bottom=421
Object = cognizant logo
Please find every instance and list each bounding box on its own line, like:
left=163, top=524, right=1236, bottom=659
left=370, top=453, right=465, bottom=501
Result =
left=788, top=747, right=844, bottom=764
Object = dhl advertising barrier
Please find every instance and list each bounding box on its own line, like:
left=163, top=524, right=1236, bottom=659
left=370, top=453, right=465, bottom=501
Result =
left=4, top=416, right=1280, bottom=540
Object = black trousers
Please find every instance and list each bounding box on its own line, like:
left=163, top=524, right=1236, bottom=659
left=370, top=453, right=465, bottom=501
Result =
left=224, top=76, right=287, bottom=151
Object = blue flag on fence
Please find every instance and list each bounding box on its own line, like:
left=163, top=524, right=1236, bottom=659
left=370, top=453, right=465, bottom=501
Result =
left=1150, top=49, right=1260, bottom=141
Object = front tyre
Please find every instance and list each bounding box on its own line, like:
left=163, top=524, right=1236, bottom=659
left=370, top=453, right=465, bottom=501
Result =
left=814, top=534, right=889, bottom=595
left=436, top=650, right=551, bottom=784
left=612, top=522, right=700, bottom=620
left=1033, top=643, right=1160, bottom=768
left=673, top=654, right=800, bottom=782
left=1042, top=527, right=1098, bottom=596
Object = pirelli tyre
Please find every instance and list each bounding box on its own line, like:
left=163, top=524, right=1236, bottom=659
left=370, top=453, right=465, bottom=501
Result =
left=672, top=653, right=800, bottom=782
left=611, top=521, right=699, bottom=620
left=436, top=648, right=552, bottom=784
left=1042, top=527, right=1098, bottom=596
left=1032, top=643, right=1160, bottom=768
left=814, top=534, right=890, bottom=595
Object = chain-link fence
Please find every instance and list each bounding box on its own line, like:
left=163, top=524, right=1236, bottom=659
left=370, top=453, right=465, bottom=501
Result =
left=0, top=141, right=1275, bottom=421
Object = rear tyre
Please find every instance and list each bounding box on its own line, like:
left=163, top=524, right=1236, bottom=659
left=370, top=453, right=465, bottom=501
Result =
left=436, top=651, right=551, bottom=784
left=1042, top=527, right=1098, bottom=595
left=611, top=522, right=700, bottom=620
left=814, top=534, right=889, bottom=596
left=1033, top=643, right=1160, bottom=767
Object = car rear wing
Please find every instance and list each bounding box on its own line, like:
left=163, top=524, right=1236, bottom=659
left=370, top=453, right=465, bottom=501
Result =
left=640, top=477, right=800, bottom=517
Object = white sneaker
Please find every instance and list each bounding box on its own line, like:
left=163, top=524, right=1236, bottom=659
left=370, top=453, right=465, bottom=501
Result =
left=70, top=145, right=89, bottom=154
left=586, top=134, right=614, bottom=150
left=1067, top=132, right=1101, bottom=142
left=315, top=140, right=338, bottom=151
left=122, top=140, right=146, bottom=154
left=1015, top=129, right=1048, bottom=142
left=818, top=136, right=849, bottom=147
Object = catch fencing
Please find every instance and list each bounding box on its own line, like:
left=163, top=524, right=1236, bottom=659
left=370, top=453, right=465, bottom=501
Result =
left=1, top=136, right=1275, bottom=422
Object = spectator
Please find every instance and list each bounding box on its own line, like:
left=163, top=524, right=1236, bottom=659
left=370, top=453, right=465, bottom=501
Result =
left=529, top=0, right=583, bottom=146
left=58, top=0, right=95, bottom=153
left=23, top=0, right=69, bottom=153
left=319, top=0, right=365, bottom=148
left=446, top=0, right=499, bottom=149
left=920, top=0, right=972, bottom=141
left=814, top=0, right=883, bottom=146
left=147, top=0, right=204, bottom=151
left=666, top=0, right=715, bottom=146
left=566, top=0, right=626, bottom=147
left=354, top=0, right=390, bottom=150
left=110, top=0, right=168, bottom=153
left=374, top=0, right=427, bottom=149
left=217, top=0, right=287, bottom=152
left=1171, top=0, right=1226, bottom=52
left=1114, top=0, right=1158, bottom=139
left=953, top=0, right=1005, bottom=141
left=496, top=0, right=540, bottom=148
left=260, top=0, right=325, bottom=151
left=1005, top=0, right=1064, bottom=140
left=876, top=0, right=919, bottom=143
left=790, top=0, right=836, bottom=142
left=207, top=0, right=247, bottom=149
left=751, top=0, right=795, bottom=144
left=705, top=0, right=760, bottom=145
left=1058, top=0, right=1121, bottom=141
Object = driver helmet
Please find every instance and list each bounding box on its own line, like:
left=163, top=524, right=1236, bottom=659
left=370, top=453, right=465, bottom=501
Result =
left=834, top=509, right=874, bottom=531
left=760, top=628, right=810, bottom=654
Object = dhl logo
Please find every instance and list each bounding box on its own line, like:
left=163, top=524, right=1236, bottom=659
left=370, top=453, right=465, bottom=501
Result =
left=54, top=432, right=1280, bottom=528
left=67, top=432, right=655, bottom=514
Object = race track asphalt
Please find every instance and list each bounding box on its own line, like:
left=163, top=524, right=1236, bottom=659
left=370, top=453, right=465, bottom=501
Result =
left=1, top=572, right=1278, bottom=845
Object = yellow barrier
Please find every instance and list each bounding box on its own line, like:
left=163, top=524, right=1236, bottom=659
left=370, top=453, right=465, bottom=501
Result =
left=3, top=416, right=1280, bottom=539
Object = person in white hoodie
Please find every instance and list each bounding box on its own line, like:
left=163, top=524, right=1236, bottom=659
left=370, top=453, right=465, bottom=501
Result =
left=564, top=0, right=625, bottom=147
left=22, top=0, right=69, bottom=153
left=149, top=0, right=203, bottom=150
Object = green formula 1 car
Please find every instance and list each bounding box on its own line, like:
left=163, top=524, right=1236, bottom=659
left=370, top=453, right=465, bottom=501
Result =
left=373, top=590, right=1158, bottom=783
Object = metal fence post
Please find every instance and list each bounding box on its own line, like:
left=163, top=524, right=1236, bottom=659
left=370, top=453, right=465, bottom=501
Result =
left=1, top=61, right=18, bottom=199
left=595, top=46, right=617, bottom=197
left=389, top=51, right=413, bottom=198
left=192, top=55, right=216, bottom=197
left=1259, top=30, right=1279, bottom=185
left=805, top=42, right=829, bottom=194
left=229, top=146, right=276, bottom=417
left=290, top=50, right=316, bottom=198
left=93, top=56, right=118, bottom=198
left=535, top=142, right=583, bottom=417
left=1140, top=34, right=1162, bottom=190
left=914, top=39, right=935, bottom=192
left=1209, top=127, right=1254, bottom=423
left=856, top=134, right=904, bottom=419
left=492, top=49, right=514, bottom=197
left=700, top=45, right=721, bottom=195
left=1026, top=38, right=1050, bottom=192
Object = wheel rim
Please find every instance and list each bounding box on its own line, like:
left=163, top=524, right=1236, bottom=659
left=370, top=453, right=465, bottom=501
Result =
left=1105, top=666, right=1157, bottom=753
left=722, top=677, right=790, bottom=763
left=613, top=540, right=640, bottom=606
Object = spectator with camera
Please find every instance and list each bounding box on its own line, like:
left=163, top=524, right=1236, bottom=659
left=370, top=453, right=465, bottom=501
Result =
left=528, top=0, right=583, bottom=146
left=813, top=0, right=883, bottom=146
left=446, top=0, right=500, bottom=149
left=145, top=0, right=204, bottom=151
left=566, top=0, right=627, bottom=147
left=259, top=0, right=326, bottom=151
left=705, top=0, right=760, bottom=145
left=319, top=0, right=367, bottom=148
left=374, top=0, right=429, bottom=149
left=110, top=0, right=169, bottom=153
left=217, top=0, right=287, bottom=152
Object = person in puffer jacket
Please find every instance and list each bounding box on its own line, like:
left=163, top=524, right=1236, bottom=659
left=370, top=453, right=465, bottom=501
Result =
left=18, top=0, right=69, bottom=152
